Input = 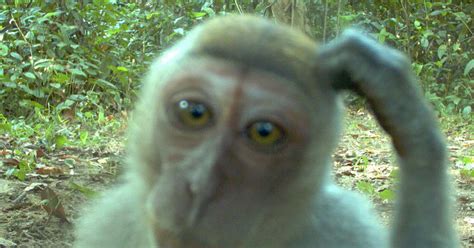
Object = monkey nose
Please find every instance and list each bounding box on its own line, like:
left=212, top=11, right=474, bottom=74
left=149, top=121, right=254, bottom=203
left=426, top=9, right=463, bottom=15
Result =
left=185, top=160, right=220, bottom=227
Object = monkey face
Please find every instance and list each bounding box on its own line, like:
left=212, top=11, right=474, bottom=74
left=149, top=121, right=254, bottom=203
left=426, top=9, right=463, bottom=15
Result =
left=121, top=15, right=345, bottom=245
left=142, top=57, right=319, bottom=244
left=121, top=15, right=343, bottom=247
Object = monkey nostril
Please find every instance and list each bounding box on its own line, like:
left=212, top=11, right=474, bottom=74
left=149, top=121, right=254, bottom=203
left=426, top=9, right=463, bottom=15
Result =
left=185, top=181, right=195, bottom=200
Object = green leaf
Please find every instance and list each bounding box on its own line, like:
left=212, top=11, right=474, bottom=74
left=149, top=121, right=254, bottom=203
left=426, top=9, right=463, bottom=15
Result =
left=55, top=135, right=68, bottom=149
left=379, top=189, right=395, bottom=201
left=464, top=59, right=474, bottom=76
left=19, top=85, right=45, bottom=98
left=356, top=181, right=375, bottom=195
left=460, top=169, right=474, bottom=178
left=70, top=68, right=87, bottom=77
left=462, top=106, right=471, bottom=116
left=10, top=52, right=22, bottom=60
left=0, top=123, right=12, bottom=133
left=56, top=99, right=75, bottom=111
left=84, top=112, right=93, bottom=119
left=414, top=20, right=421, bottom=29
left=50, top=83, right=61, bottom=89
left=0, top=44, right=8, bottom=56
left=34, top=59, right=51, bottom=67
left=191, top=12, right=207, bottom=18
left=79, top=131, right=89, bottom=145
left=23, top=100, right=44, bottom=109
left=52, top=73, right=69, bottom=83
left=51, top=64, right=65, bottom=72
left=24, top=72, right=36, bottom=79
left=389, top=168, right=400, bottom=180
left=98, top=110, right=105, bottom=123
left=13, top=161, right=31, bottom=181
left=95, top=79, right=118, bottom=90
left=69, top=182, right=98, bottom=198
left=437, top=45, right=447, bottom=59
left=44, top=11, right=63, bottom=19
left=420, top=37, right=429, bottom=49
left=116, top=66, right=128, bottom=72
left=3, top=82, right=17, bottom=88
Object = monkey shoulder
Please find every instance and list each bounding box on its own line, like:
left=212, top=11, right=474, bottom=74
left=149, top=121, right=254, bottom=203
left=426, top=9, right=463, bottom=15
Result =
left=292, top=184, right=388, bottom=248
left=74, top=181, right=156, bottom=248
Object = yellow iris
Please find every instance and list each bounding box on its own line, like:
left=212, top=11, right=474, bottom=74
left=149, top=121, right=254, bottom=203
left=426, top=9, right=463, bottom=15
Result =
left=176, top=100, right=212, bottom=128
left=247, top=121, right=284, bottom=146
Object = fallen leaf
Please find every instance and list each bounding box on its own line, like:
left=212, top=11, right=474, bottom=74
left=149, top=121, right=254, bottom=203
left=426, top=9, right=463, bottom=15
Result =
left=40, top=187, right=70, bottom=223
left=0, top=149, right=12, bottom=156
left=24, top=182, right=48, bottom=192
left=36, top=148, right=46, bottom=158
left=1, top=158, right=20, bottom=167
left=36, top=166, right=64, bottom=175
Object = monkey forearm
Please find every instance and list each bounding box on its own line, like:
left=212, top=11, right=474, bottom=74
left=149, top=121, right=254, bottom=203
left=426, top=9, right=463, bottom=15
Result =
left=394, top=166, right=455, bottom=248
left=316, top=30, right=457, bottom=248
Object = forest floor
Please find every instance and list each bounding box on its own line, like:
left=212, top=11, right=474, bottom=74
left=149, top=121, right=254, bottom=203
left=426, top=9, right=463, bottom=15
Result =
left=0, top=109, right=472, bottom=248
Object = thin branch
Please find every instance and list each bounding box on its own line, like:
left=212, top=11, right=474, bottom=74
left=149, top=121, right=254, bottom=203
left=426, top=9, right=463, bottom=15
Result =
left=234, top=0, right=243, bottom=14
left=323, top=0, right=329, bottom=43
left=10, top=14, right=35, bottom=67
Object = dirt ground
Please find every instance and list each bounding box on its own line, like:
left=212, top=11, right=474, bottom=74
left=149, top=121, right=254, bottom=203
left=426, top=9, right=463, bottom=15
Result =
left=0, top=110, right=472, bottom=248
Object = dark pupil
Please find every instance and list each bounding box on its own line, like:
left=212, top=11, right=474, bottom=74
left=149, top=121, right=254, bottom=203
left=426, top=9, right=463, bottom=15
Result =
left=190, top=104, right=205, bottom=119
left=256, top=122, right=273, bottom=137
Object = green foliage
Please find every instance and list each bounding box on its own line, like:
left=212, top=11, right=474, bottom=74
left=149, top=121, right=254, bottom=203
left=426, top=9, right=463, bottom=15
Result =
left=0, top=1, right=208, bottom=117
left=0, top=103, right=123, bottom=150
left=458, top=156, right=474, bottom=180
left=5, top=160, right=33, bottom=181
left=356, top=181, right=375, bottom=195
left=378, top=189, right=395, bottom=201
left=1, top=1, right=471, bottom=118
left=308, top=1, right=473, bottom=115
left=377, top=2, right=473, bottom=115
left=69, top=182, right=99, bottom=198
left=0, top=1, right=471, bottom=158
left=357, top=180, right=396, bottom=202
left=354, top=154, right=369, bottom=171
left=460, top=168, right=474, bottom=179
left=1, top=105, right=124, bottom=181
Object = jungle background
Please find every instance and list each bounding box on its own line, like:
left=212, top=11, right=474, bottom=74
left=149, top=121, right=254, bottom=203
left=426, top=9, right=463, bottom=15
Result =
left=0, top=0, right=472, bottom=247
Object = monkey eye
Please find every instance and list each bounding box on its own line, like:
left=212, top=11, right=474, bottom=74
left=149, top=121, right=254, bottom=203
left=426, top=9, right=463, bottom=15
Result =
left=246, top=121, right=286, bottom=149
left=174, top=99, right=213, bottom=129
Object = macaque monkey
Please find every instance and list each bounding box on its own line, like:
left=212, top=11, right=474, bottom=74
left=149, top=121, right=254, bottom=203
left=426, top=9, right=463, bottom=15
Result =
left=74, top=15, right=458, bottom=248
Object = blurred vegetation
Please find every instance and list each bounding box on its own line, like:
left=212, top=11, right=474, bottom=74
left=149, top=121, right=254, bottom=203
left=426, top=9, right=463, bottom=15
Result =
left=0, top=0, right=472, bottom=121
left=0, top=1, right=472, bottom=207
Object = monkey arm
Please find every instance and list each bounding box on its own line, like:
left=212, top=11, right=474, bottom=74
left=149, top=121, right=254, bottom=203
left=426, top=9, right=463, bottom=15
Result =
left=315, top=30, right=458, bottom=248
